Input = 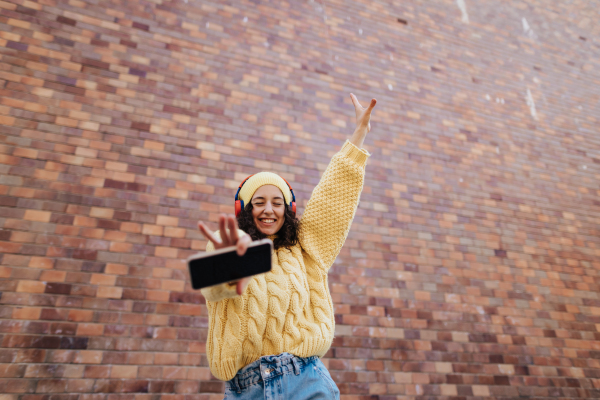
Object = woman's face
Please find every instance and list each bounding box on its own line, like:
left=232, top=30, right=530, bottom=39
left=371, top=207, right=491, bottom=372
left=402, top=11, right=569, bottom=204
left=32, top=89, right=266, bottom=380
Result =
left=251, top=185, right=286, bottom=235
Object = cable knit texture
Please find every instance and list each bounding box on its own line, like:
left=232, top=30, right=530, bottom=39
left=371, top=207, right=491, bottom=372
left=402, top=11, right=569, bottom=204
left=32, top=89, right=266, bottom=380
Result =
left=201, top=140, right=369, bottom=381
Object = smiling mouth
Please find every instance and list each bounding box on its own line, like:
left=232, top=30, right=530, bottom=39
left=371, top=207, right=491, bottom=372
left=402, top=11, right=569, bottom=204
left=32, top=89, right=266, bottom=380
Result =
left=259, top=218, right=276, bottom=225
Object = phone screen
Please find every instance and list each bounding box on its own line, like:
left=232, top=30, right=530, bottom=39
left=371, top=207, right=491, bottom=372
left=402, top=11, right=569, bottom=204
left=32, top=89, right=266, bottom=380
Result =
left=188, top=242, right=272, bottom=290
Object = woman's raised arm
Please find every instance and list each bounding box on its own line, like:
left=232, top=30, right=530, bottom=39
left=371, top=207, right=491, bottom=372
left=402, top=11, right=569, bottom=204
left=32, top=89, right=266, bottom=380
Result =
left=298, top=93, right=376, bottom=270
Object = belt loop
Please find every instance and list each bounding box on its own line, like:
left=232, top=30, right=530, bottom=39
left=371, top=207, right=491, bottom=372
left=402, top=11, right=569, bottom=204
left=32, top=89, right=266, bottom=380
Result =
left=291, top=356, right=300, bottom=375
left=232, top=375, right=242, bottom=394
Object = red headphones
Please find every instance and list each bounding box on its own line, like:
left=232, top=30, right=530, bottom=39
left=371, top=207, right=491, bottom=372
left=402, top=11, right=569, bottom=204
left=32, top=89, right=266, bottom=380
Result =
left=234, top=174, right=296, bottom=217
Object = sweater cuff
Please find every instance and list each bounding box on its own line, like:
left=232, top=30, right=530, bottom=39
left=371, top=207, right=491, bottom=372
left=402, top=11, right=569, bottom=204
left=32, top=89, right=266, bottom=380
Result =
left=200, top=281, right=238, bottom=302
left=340, top=140, right=370, bottom=167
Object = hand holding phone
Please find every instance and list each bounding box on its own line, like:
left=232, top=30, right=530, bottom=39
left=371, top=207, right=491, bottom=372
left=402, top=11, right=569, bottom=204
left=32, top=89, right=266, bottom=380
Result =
left=187, top=238, right=273, bottom=290
left=197, top=214, right=253, bottom=294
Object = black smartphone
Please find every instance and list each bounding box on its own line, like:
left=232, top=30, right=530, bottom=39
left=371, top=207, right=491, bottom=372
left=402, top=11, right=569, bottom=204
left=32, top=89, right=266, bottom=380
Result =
left=187, top=238, right=273, bottom=290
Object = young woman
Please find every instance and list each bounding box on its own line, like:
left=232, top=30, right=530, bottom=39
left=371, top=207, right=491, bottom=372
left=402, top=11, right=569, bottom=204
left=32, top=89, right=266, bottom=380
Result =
left=197, top=93, right=377, bottom=399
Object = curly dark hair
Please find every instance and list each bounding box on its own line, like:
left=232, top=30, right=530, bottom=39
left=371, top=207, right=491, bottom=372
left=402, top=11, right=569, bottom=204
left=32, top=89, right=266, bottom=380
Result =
left=236, top=203, right=300, bottom=250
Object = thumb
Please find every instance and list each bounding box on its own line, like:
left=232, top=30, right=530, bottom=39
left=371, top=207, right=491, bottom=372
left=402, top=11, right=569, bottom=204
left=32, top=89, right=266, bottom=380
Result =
left=236, top=277, right=251, bottom=296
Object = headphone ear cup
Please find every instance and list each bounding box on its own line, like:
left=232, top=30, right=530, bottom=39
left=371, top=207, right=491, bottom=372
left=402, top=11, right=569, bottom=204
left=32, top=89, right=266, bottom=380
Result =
left=291, top=202, right=296, bottom=216
left=235, top=200, right=243, bottom=217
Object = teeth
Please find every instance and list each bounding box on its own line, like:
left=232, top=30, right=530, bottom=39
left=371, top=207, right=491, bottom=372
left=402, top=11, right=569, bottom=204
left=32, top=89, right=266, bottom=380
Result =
left=261, top=219, right=275, bottom=223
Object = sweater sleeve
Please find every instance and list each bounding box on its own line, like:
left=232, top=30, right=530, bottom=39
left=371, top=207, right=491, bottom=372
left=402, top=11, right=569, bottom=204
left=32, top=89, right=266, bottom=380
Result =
left=199, top=230, right=246, bottom=302
left=299, top=140, right=369, bottom=270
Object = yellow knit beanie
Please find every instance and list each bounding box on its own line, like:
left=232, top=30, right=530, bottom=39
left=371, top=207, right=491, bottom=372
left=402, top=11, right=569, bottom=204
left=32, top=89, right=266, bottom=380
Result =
left=237, top=172, right=293, bottom=207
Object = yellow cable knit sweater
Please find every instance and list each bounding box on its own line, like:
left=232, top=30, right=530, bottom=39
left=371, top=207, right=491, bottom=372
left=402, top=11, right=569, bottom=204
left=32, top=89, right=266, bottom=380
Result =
left=201, top=141, right=369, bottom=381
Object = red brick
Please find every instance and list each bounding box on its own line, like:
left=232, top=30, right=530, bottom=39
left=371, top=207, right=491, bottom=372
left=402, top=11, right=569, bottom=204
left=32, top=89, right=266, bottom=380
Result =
left=0, top=364, right=27, bottom=378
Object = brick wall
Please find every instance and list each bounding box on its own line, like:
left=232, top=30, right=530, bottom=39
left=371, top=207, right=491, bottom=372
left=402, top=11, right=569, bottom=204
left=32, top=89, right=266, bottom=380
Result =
left=1, top=0, right=599, bottom=399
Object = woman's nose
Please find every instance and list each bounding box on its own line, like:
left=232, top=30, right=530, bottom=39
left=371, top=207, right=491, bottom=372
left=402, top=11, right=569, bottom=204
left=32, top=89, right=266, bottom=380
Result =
left=264, top=202, right=273, bottom=213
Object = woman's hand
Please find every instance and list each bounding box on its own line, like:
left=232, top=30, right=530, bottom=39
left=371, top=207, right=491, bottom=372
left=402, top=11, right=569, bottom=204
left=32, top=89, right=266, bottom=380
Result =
left=349, top=93, right=377, bottom=148
left=198, top=214, right=253, bottom=295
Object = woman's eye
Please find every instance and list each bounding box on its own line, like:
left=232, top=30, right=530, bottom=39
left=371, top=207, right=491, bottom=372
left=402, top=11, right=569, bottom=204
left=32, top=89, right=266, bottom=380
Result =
left=253, top=202, right=264, bottom=206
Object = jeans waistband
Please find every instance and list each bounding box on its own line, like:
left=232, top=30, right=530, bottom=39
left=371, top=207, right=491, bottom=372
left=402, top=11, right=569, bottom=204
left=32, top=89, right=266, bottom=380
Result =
left=227, top=353, right=319, bottom=393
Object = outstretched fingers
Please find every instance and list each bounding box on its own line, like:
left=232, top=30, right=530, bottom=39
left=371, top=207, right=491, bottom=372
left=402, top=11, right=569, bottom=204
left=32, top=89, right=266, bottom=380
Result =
left=227, top=215, right=239, bottom=243
left=216, top=214, right=234, bottom=246
left=217, top=214, right=229, bottom=244
left=198, top=214, right=246, bottom=250
left=198, top=221, right=222, bottom=247
left=351, top=93, right=376, bottom=106
left=197, top=215, right=252, bottom=296
left=350, top=93, right=363, bottom=109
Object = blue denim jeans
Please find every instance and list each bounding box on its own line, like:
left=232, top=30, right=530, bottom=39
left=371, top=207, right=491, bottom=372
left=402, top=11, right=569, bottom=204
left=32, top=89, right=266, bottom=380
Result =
left=224, top=353, right=340, bottom=400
